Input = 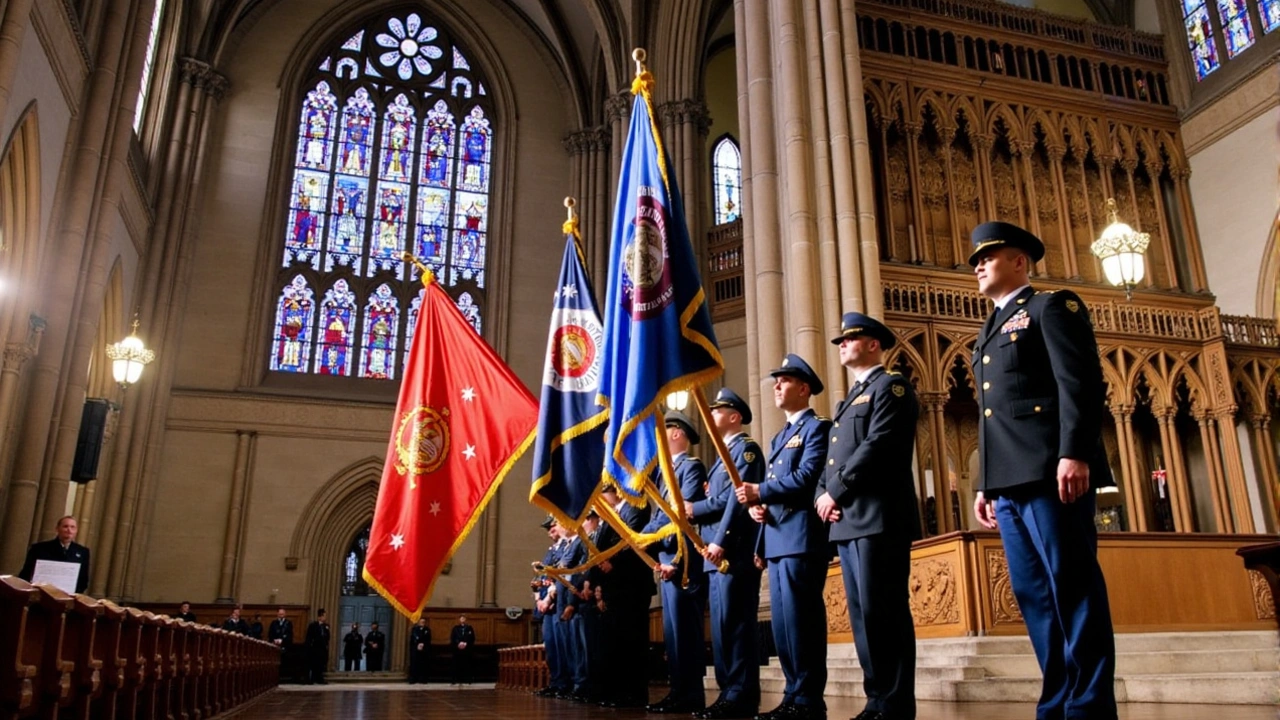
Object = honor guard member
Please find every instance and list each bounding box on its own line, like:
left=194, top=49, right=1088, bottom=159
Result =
left=968, top=221, right=1117, bottom=720
left=304, top=609, right=331, bottom=684
left=269, top=608, right=293, bottom=649
left=534, top=516, right=568, bottom=696
left=595, top=483, right=654, bottom=709
left=737, top=355, right=831, bottom=720
left=342, top=623, right=364, bottom=671
left=408, top=617, right=432, bottom=684
left=643, top=411, right=709, bottom=715
left=554, top=524, right=589, bottom=699
left=450, top=615, right=477, bottom=685
left=364, top=622, right=386, bottom=671
left=578, top=510, right=608, bottom=702
left=688, top=388, right=765, bottom=720
left=815, top=313, right=920, bottom=720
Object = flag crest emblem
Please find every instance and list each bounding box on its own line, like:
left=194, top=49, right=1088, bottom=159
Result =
left=394, top=405, right=451, bottom=479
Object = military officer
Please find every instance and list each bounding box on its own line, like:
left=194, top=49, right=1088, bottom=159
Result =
left=534, top=517, right=568, bottom=696
left=968, top=221, right=1117, bottom=720
left=643, top=411, right=709, bottom=715
left=408, top=617, right=431, bottom=684
left=554, top=522, right=589, bottom=699
left=736, top=354, right=831, bottom=720
left=815, top=313, right=920, bottom=720
left=688, top=388, right=764, bottom=720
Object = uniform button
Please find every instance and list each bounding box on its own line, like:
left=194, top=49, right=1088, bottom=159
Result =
left=983, top=355, right=990, bottom=364
left=834, top=422, right=839, bottom=428
left=1034, top=406, right=1042, bottom=412
left=1010, top=332, right=1018, bottom=341
left=831, top=437, right=837, bottom=443
left=982, top=381, right=990, bottom=390
left=829, top=459, right=835, bottom=465
left=984, top=408, right=992, bottom=417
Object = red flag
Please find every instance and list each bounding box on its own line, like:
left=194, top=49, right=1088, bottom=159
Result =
left=363, top=277, right=538, bottom=620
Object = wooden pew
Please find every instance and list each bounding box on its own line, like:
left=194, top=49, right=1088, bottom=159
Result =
left=61, top=593, right=104, bottom=720
left=29, top=584, right=74, bottom=720
left=170, top=621, right=191, bottom=720
left=90, top=600, right=127, bottom=720
left=0, top=577, right=40, bottom=720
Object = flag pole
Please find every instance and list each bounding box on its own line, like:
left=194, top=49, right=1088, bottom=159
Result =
left=649, top=416, right=727, bottom=575
left=402, top=252, right=435, bottom=286
left=693, top=387, right=744, bottom=490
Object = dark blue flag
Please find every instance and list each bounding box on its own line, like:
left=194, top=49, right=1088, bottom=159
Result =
left=598, top=72, right=723, bottom=500
left=530, top=228, right=608, bottom=528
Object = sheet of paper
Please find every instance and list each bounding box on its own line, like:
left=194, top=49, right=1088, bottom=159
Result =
left=31, top=559, right=80, bottom=594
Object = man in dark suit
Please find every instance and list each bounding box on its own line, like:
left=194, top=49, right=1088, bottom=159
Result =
left=342, top=622, right=364, bottom=671
left=968, top=221, right=1117, bottom=720
left=450, top=615, right=477, bottom=684
left=269, top=608, right=293, bottom=648
left=688, top=388, right=764, bottom=720
left=643, top=411, right=708, bottom=715
left=305, top=609, right=331, bottom=684
left=18, top=515, right=90, bottom=594
left=176, top=601, right=198, bottom=623
left=365, top=621, right=386, bottom=671
left=816, top=313, right=920, bottom=720
left=737, top=354, right=831, bottom=720
left=594, top=483, right=653, bottom=709
left=408, top=617, right=432, bottom=683
left=221, top=607, right=251, bottom=635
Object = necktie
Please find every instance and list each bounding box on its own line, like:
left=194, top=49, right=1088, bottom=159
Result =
left=982, top=307, right=1001, bottom=339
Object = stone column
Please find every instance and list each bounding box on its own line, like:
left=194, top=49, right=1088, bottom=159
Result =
left=658, top=99, right=711, bottom=259
left=478, top=491, right=500, bottom=607
left=563, top=127, right=611, bottom=292
left=736, top=0, right=785, bottom=417
left=0, top=0, right=155, bottom=574
left=0, top=0, right=36, bottom=124
left=216, top=431, right=256, bottom=603
left=604, top=90, right=631, bottom=211
left=0, top=327, right=39, bottom=501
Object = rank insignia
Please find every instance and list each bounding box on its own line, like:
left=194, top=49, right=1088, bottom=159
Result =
left=785, top=436, right=803, bottom=448
left=744, top=451, right=757, bottom=463
left=852, top=394, right=872, bottom=405
left=891, top=384, right=905, bottom=397
left=1066, top=299, right=1080, bottom=313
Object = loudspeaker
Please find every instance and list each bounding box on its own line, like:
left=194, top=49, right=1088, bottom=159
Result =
left=71, top=398, right=111, bottom=483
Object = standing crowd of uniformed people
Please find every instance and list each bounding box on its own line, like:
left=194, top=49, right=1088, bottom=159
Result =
left=529, top=222, right=1117, bottom=720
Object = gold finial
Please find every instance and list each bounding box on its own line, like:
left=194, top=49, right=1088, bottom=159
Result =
left=632, top=48, right=646, bottom=75
left=563, top=197, right=579, bottom=235
left=401, top=251, right=435, bottom=285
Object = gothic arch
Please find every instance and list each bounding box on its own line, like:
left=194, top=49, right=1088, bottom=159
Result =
left=914, top=89, right=951, bottom=132
left=290, top=456, right=382, bottom=616
left=984, top=102, right=1023, bottom=143
left=1025, top=108, right=1061, bottom=148
left=1256, top=204, right=1280, bottom=318
left=0, top=101, right=41, bottom=345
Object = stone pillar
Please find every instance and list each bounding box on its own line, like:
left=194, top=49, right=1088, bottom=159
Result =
left=658, top=98, right=711, bottom=259
left=563, top=127, right=611, bottom=293
left=737, top=0, right=785, bottom=418
left=0, top=0, right=154, bottom=574
left=478, top=491, right=500, bottom=607
left=0, top=0, right=36, bottom=124
left=0, top=326, right=39, bottom=501
left=216, top=431, right=256, bottom=603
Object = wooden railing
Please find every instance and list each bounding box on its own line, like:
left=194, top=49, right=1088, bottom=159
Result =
left=707, top=220, right=745, bottom=322
left=1222, top=314, right=1280, bottom=347
left=0, top=576, right=278, bottom=720
left=495, top=644, right=548, bottom=691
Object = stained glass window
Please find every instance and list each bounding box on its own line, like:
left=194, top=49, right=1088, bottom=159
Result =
left=1262, top=0, right=1280, bottom=32
left=133, top=0, right=167, bottom=132
left=712, top=136, right=742, bottom=226
left=272, top=11, right=494, bottom=380
left=1183, top=0, right=1221, bottom=79
left=1216, top=0, right=1255, bottom=57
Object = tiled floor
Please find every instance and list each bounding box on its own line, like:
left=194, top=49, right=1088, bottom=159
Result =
left=229, top=686, right=1280, bottom=719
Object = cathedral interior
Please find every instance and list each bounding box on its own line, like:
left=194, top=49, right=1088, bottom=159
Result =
left=0, top=0, right=1277, bottom=689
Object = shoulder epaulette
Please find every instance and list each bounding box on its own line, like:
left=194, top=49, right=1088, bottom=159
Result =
left=815, top=415, right=831, bottom=422
left=887, top=370, right=902, bottom=376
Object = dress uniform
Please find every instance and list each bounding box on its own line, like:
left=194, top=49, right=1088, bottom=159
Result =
left=692, top=389, right=764, bottom=719
left=643, top=411, right=709, bottom=714
left=364, top=624, right=386, bottom=671
left=969, top=221, right=1117, bottom=720
left=304, top=612, right=331, bottom=684
left=818, top=314, right=920, bottom=720
left=535, top=518, right=569, bottom=695
left=408, top=619, right=432, bottom=683
left=342, top=625, right=364, bottom=671
left=753, top=354, right=831, bottom=719
left=555, top=532, right=589, bottom=697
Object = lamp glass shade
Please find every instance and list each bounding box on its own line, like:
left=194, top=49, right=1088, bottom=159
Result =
left=665, top=390, right=690, bottom=411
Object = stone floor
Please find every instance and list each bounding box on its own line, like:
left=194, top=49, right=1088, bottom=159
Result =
left=230, top=686, right=1279, bottom=719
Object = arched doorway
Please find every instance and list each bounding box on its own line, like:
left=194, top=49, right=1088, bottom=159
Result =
left=336, top=523, right=394, bottom=672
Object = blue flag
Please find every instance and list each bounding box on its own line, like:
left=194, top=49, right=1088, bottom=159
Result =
left=530, top=231, right=608, bottom=527
left=598, top=79, right=723, bottom=500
